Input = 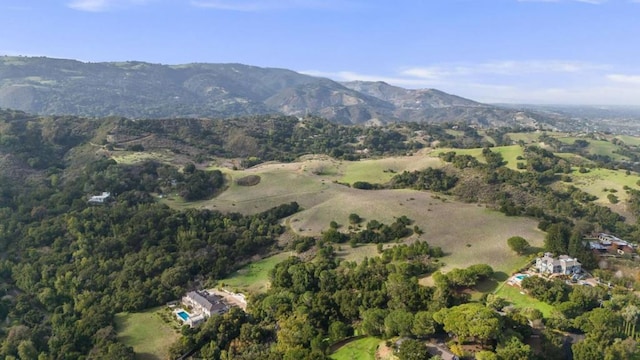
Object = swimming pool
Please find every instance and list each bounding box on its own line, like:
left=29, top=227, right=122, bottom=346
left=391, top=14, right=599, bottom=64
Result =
left=514, top=274, right=529, bottom=281
left=177, top=311, right=189, bottom=321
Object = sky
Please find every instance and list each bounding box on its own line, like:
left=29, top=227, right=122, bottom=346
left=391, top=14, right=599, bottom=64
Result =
left=1, top=0, right=639, bottom=105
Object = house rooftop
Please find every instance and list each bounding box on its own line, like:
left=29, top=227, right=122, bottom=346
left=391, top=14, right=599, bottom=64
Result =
left=186, top=291, right=225, bottom=312
left=88, top=192, right=111, bottom=203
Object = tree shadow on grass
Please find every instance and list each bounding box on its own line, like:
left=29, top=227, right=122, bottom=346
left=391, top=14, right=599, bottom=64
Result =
left=493, top=271, right=509, bottom=282
left=527, top=246, right=544, bottom=256
left=136, top=353, right=161, bottom=360
left=473, top=271, right=509, bottom=293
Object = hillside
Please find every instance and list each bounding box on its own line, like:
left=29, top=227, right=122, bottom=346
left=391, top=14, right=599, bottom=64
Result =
left=343, top=80, right=553, bottom=128
left=0, top=56, right=558, bottom=127
left=4, top=109, right=640, bottom=358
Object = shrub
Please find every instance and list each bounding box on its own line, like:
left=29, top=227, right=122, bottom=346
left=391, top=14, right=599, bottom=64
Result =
left=236, top=175, right=261, bottom=186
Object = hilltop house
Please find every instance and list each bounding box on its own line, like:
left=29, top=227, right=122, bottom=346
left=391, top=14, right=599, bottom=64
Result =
left=175, top=290, right=230, bottom=327
left=88, top=192, right=111, bottom=204
left=182, top=290, right=228, bottom=318
left=535, top=253, right=581, bottom=275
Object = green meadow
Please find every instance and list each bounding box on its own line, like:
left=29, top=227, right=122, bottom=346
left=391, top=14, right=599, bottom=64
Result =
left=330, top=337, right=382, bottom=360
left=219, top=253, right=292, bottom=294
left=115, top=307, right=180, bottom=360
left=433, top=145, right=525, bottom=170
left=570, top=167, right=640, bottom=205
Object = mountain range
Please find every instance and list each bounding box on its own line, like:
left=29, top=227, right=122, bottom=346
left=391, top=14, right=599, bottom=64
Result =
left=0, top=56, right=552, bottom=128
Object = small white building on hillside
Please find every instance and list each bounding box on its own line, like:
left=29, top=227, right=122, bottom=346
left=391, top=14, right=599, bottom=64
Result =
left=88, top=192, right=111, bottom=204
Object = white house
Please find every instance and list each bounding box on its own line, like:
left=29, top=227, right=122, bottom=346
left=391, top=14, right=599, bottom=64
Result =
left=182, top=290, right=228, bottom=318
left=88, top=192, right=111, bottom=204
left=535, top=253, right=581, bottom=275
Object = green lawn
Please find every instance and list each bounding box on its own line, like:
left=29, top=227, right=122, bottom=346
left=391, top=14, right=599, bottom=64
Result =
left=115, top=307, right=180, bottom=360
left=219, top=253, right=291, bottom=294
left=330, top=337, right=381, bottom=360
left=494, top=283, right=555, bottom=317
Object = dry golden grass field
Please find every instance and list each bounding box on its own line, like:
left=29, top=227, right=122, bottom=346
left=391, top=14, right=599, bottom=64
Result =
left=154, top=153, right=546, bottom=275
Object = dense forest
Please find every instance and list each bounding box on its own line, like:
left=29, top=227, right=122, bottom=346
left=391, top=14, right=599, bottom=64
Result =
left=3, top=108, right=640, bottom=359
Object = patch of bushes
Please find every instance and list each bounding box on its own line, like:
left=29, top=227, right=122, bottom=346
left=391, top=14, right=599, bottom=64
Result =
left=236, top=175, right=261, bottom=186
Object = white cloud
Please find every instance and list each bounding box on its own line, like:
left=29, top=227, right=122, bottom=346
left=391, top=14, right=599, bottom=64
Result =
left=607, top=74, right=640, bottom=84
left=402, top=60, right=608, bottom=79
left=300, top=70, right=438, bottom=88
left=190, top=0, right=354, bottom=11
left=66, top=0, right=151, bottom=12
left=302, top=60, right=640, bottom=105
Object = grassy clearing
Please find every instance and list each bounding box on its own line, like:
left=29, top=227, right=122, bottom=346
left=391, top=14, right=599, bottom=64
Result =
left=585, top=140, right=626, bottom=161
left=616, top=135, right=640, bottom=146
left=338, top=154, right=443, bottom=185
left=166, top=153, right=444, bottom=215
left=557, top=138, right=627, bottom=161
left=465, top=257, right=533, bottom=299
left=493, top=145, right=525, bottom=170
left=494, top=284, right=555, bottom=317
left=433, top=145, right=524, bottom=170
left=291, top=188, right=544, bottom=274
left=115, top=307, right=180, bottom=360
left=165, top=162, right=334, bottom=214
left=111, top=151, right=176, bottom=165
left=570, top=168, right=640, bottom=204
left=432, top=148, right=485, bottom=163
left=163, top=153, right=545, bottom=273
left=555, top=152, right=591, bottom=163
left=330, top=337, right=381, bottom=360
left=219, top=253, right=291, bottom=294
left=507, top=132, right=541, bottom=144
left=567, top=167, right=640, bottom=221
left=335, top=244, right=380, bottom=263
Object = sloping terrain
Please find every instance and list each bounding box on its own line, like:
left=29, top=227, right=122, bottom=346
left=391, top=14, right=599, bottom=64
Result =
left=343, top=80, right=550, bottom=128
left=1, top=56, right=557, bottom=127
left=152, top=155, right=545, bottom=274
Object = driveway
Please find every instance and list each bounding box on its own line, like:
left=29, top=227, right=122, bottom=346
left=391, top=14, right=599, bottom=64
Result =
left=426, top=340, right=457, bottom=360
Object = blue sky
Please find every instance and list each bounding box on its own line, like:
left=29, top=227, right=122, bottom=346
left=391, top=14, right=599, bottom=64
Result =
left=1, top=0, right=639, bottom=105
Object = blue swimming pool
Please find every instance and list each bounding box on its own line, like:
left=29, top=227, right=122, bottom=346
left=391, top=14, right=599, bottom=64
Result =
left=515, top=274, right=529, bottom=281
left=177, top=311, right=189, bottom=321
